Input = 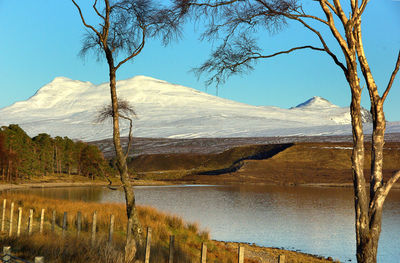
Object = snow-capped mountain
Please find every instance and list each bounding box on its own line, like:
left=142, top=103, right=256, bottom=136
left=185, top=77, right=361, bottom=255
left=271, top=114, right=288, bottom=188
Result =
left=0, top=76, right=396, bottom=141
left=292, top=96, right=373, bottom=124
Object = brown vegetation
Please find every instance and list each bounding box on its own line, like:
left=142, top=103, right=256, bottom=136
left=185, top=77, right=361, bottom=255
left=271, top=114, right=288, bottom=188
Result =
left=127, top=142, right=400, bottom=187
left=0, top=193, right=251, bottom=263
left=129, top=144, right=292, bottom=179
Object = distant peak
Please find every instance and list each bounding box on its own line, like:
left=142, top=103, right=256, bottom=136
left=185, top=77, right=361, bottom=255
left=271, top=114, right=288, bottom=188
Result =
left=125, top=75, right=168, bottom=83
left=49, top=76, right=74, bottom=83
left=294, top=96, right=338, bottom=109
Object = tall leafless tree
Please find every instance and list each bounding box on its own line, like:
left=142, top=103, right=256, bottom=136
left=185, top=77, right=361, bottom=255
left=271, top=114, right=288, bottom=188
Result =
left=71, top=0, right=181, bottom=261
left=176, top=0, right=400, bottom=262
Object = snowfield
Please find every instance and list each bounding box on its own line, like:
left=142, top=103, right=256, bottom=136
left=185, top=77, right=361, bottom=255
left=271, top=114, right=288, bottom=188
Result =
left=0, top=75, right=398, bottom=141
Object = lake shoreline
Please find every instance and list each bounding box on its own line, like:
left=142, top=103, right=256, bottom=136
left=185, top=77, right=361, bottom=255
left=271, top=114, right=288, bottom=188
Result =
left=0, top=179, right=392, bottom=192
left=2, top=178, right=399, bottom=193
left=0, top=180, right=343, bottom=262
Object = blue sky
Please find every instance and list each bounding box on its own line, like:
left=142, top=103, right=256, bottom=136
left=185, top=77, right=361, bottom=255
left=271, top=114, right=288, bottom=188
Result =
left=0, top=0, right=399, bottom=120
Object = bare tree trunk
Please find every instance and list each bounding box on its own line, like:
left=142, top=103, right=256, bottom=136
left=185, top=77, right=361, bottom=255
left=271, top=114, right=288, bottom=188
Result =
left=7, top=160, right=10, bottom=182
left=108, top=66, right=142, bottom=262
left=350, top=76, right=387, bottom=263
left=347, top=72, right=375, bottom=263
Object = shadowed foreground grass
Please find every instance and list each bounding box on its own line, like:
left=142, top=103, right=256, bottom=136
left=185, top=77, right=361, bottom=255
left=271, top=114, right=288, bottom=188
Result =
left=0, top=192, right=336, bottom=263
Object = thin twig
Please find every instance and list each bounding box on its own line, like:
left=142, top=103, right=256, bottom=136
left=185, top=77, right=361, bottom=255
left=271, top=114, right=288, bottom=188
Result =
left=382, top=51, right=400, bottom=103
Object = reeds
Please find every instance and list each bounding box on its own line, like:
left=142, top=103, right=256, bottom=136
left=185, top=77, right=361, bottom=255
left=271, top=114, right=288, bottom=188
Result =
left=0, top=192, right=253, bottom=263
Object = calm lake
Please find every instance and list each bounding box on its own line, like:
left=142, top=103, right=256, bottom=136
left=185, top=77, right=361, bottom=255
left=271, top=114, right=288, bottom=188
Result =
left=13, top=185, right=400, bottom=262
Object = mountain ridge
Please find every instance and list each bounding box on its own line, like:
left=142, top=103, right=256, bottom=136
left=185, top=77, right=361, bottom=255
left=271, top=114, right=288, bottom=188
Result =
left=0, top=75, right=397, bottom=141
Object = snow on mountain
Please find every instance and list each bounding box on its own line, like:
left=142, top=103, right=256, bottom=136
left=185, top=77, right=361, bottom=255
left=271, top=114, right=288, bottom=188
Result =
left=294, top=96, right=338, bottom=109
left=0, top=76, right=395, bottom=141
left=291, top=96, right=372, bottom=124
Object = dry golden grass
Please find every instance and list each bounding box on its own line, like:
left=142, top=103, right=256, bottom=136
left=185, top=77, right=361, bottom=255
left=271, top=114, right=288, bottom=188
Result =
left=0, top=193, right=258, bottom=263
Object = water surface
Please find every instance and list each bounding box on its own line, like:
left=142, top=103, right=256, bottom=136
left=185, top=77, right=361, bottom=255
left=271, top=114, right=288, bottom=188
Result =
left=13, top=185, right=400, bottom=262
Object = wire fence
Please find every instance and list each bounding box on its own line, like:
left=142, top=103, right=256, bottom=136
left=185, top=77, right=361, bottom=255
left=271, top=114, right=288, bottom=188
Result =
left=0, top=247, right=43, bottom=263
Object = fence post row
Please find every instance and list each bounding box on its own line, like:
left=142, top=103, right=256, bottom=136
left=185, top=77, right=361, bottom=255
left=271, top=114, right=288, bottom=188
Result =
left=0, top=202, right=260, bottom=263
left=91, top=211, right=97, bottom=246
left=28, top=209, right=34, bottom=235
left=108, top=214, right=114, bottom=244
left=40, top=209, right=45, bottom=234
left=2, top=246, right=44, bottom=263
left=9, top=202, right=14, bottom=237
left=2, top=246, right=11, bottom=262
left=1, top=199, right=6, bottom=231
left=62, top=212, right=67, bottom=237
left=51, top=210, right=56, bottom=232
left=169, top=235, right=174, bottom=263
left=201, top=243, right=207, bottom=263
left=77, top=211, right=82, bottom=237
left=17, top=207, right=22, bottom=237
left=144, top=227, right=152, bottom=263
left=238, top=245, right=244, bottom=263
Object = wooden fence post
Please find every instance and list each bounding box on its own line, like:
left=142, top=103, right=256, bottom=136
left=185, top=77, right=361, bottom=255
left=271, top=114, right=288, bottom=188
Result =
left=238, top=245, right=244, bottom=263
left=144, top=227, right=152, bottom=263
left=76, top=211, right=82, bottom=237
left=35, top=256, right=45, bottom=263
left=9, top=202, right=14, bottom=237
left=169, top=235, right=174, bottom=263
left=40, top=209, right=45, bottom=234
left=201, top=242, right=207, bottom=263
left=108, top=214, right=114, bottom=244
left=62, top=212, right=67, bottom=237
left=91, top=211, right=97, bottom=246
left=2, top=246, right=11, bottom=262
left=51, top=210, right=56, bottom=232
left=17, top=207, right=22, bottom=237
left=1, top=199, right=6, bottom=231
left=278, top=254, right=286, bottom=263
left=28, top=209, right=34, bottom=235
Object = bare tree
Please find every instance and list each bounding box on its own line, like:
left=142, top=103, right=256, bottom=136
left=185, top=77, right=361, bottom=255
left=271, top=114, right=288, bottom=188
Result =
left=176, top=0, right=400, bottom=262
left=97, top=98, right=137, bottom=164
left=71, top=0, right=181, bottom=261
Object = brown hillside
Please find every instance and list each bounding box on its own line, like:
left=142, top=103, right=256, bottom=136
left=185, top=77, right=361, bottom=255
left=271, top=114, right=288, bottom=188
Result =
left=128, top=144, right=293, bottom=179
left=184, top=142, right=400, bottom=185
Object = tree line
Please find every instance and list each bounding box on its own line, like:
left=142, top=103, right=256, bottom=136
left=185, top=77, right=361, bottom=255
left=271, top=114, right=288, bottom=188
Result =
left=0, top=124, right=110, bottom=182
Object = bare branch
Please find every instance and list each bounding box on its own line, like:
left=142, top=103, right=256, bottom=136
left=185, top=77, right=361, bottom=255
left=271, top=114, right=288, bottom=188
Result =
left=382, top=51, right=400, bottom=103
left=255, top=1, right=347, bottom=73
left=293, top=11, right=329, bottom=25
left=323, top=0, right=340, bottom=17
left=185, top=0, right=240, bottom=8
left=115, top=26, right=146, bottom=70
left=196, top=41, right=326, bottom=86
left=332, top=0, right=348, bottom=25
left=71, top=0, right=102, bottom=39
left=288, top=16, right=347, bottom=73
left=349, top=0, right=368, bottom=28
left=96, top=98, right=136, bottom=123
left=93, top=0, right=106, bottom=21
left=120, top=114, right=133, bottom=158
left=382, top=170, right=400, bottom=199
left=318, top=0, right=351, bottom=57
left=96, top=98, right=136, bottom=158
left=350, top=0, right=358, bottom=12
left=251, top=45, right=325, bottom=59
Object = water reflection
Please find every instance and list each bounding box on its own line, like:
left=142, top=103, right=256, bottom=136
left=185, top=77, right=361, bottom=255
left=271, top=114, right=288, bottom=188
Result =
left=11, top=185, right=400, bottom=262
